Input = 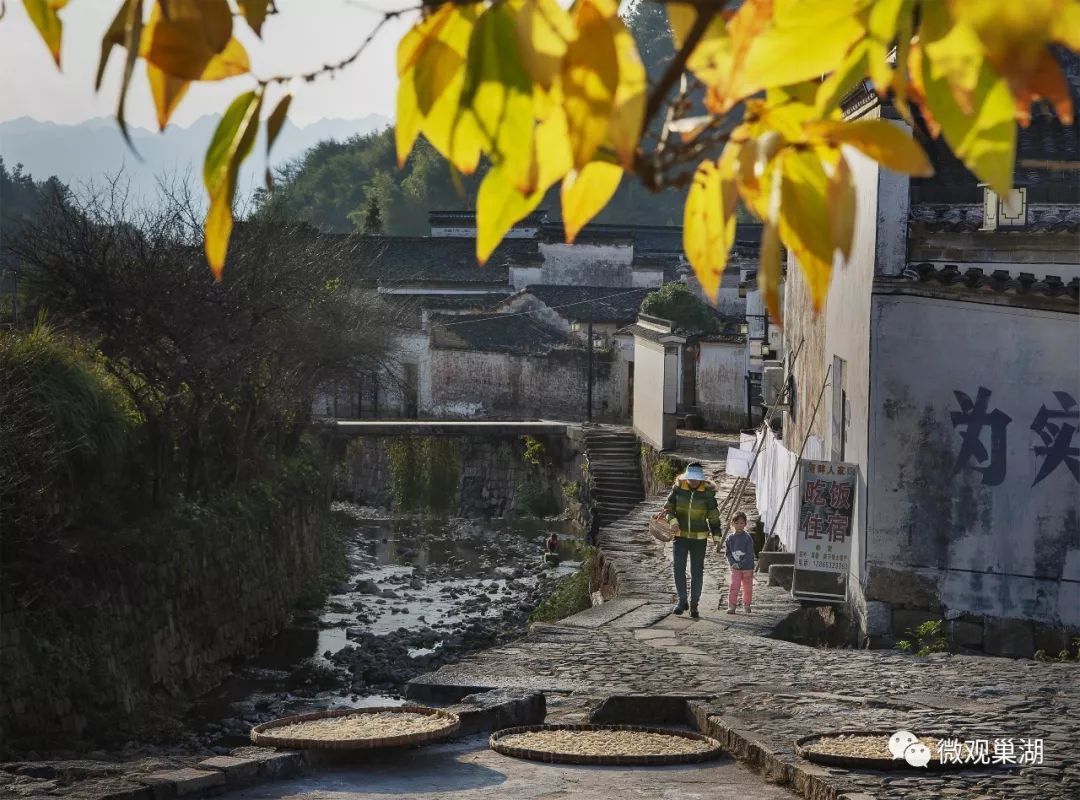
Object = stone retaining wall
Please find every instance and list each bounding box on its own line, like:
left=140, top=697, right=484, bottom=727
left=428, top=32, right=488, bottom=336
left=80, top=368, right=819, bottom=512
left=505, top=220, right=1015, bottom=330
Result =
left=0, top=472, right=338, bottom=754
left=335, top=433, right=586, bottom=518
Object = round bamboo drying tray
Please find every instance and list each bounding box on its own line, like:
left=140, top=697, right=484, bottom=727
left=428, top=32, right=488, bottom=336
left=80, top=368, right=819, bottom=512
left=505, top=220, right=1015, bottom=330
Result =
left=489, top=724, right=723, bottom=766
left=795, top=731, right=973, bottom=771
left=250, top=705, right=460, bottom=750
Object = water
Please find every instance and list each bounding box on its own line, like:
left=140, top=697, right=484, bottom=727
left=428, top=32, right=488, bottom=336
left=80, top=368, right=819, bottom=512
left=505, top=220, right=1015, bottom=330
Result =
left=184, top=505, right=581, bottom=747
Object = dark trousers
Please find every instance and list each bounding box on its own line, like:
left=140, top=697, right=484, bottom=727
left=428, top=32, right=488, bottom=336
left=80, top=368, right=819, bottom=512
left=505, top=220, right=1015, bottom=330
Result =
left=672, top=537, right=707, bottom=606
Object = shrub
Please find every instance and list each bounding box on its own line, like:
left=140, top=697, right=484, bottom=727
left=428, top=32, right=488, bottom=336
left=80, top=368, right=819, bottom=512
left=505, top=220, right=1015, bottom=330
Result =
left=895, top=620, right=947, bottom=656
left=0, top=321, right=139, bottom=549
left=529, top=546, right=597, bottom=624
left=561, top=480, right=580, bottom=499
left=522, top=435, right=547, bottom=466
left=652, top=458, right=680, bottom=487
left=640, top=282, right=719, bottom=335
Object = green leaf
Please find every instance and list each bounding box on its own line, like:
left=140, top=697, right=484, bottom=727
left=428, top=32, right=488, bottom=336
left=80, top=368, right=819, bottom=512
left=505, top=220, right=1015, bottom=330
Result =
left=203, top=89, right=263, bottom=278
left=265, top=93, right=292, bottom=158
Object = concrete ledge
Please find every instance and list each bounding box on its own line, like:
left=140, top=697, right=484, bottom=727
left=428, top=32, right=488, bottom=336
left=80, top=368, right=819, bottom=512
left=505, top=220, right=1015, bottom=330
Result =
left=686, top=701, right=850, bottom=800
left=446, top=688, right=547, bottom=735
left=768, top=564, right=794, bottom=590
left=136, top=768, right=225, bottom=799
left=757, top=552, right=794, bottom=574
left=590, top=694, right=712, bottom=724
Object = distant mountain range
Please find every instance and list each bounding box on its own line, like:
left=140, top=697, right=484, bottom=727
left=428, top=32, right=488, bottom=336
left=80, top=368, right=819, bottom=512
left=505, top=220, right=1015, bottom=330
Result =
left=0, top=113, right=391, bottom=202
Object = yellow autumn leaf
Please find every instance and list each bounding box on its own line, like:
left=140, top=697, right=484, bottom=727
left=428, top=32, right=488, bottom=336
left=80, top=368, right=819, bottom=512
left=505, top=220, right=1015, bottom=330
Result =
left=237, top=0, right=269, bottom=36
left=917, top=51, right=1017, bottom=196
left=921, top=2, right=985, bottom=114
left=827, top=154, right=856, bottom=263
left=459, top=3, right=535, bottom=191
left=815, top=41, right=869, bottom=115
left=866, top=0, right=909, bottom=94
left=738, top=0, right=869, bottom=107
left=140, top=0, right=248, bottom=81
left=562, top=161, right=623, bottom=244
left=683, top=159, right=737, bottom=302
left=607, top=13, right=645, bottom=169
left=562, top=0, right=619, bottom=169
left=1014, top=48, right=1074, bottom=125
left=24, top=0, right=67, bottom=67
left=509, top=0, right=576, bottom=89
left=758, top=221, right=783, bottom=325
left=777, top=149, right=834, bottom=312
left=805, top=119, right=934, bottom=176
left=475, top=166, right=545, bottom=265
left=203, top=90, right=262, bottom=278
left=667, top=2, right=731, bottom=87
left=396, top=4, right=479, bottom=170
left=147, top=64, right=190, bottom=131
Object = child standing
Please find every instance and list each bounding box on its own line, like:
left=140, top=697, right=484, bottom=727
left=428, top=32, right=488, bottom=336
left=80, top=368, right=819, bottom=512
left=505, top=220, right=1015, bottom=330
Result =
left=725, top=512, right=756, bottom=614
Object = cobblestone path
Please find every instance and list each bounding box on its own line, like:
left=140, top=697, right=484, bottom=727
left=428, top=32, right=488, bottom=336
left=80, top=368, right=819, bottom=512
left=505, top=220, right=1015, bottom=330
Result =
left=412, top=435, right=1080, bottom=800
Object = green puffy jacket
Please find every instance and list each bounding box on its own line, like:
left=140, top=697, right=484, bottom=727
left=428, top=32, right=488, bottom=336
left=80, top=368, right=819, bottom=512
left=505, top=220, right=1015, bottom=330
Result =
left=663, top=479, right=721, bottom=540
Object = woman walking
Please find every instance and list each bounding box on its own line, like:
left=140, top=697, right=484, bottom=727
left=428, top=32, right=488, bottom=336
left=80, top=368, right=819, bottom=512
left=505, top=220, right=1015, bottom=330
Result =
left=662, top=462, right=721, bottom=619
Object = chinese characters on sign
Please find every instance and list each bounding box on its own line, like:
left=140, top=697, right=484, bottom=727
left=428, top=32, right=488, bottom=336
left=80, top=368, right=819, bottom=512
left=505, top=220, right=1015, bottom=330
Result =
left=936, top=737, right=1043, bottom=766
left=792, top=460, right=857, bottom=603
left=951, top=387, right=1079, bottom=486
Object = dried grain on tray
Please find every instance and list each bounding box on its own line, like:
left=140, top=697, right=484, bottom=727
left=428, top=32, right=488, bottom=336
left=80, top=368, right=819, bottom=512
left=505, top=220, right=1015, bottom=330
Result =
left=498, top=729, right=712, bottom=757
left=267, top=711, right=448, bottom=741
left=805, top=734, right=942, bottom=760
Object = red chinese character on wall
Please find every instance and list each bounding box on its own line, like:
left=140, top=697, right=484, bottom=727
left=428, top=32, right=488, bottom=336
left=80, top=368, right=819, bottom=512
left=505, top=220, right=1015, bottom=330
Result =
left=805, top=514, right=825, bottom=540
left=829, top=482, right=852, bottom=510
left=827, top=514, right=849, bottom=543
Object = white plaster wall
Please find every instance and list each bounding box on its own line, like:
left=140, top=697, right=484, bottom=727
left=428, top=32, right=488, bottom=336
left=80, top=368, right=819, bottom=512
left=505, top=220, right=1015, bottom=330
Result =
left=538, top=243, right=634, bottom=286
left=820, top=140, right=884, bottom=616
left=697, top=342, right=745, bottom=430
left=632, top=268, right=665, bottom=288
left=509, top=266, right=544, bottom=290
left=499, top=295, right=572, bottom=333
left=867, top=294, right=1080, bottom=626
left=633, top=337, right=667, bottom=448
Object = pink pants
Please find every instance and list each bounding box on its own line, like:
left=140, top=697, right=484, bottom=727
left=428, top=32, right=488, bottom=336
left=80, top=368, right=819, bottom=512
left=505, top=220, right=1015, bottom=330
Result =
left=728, top=569, right=754, bottom=609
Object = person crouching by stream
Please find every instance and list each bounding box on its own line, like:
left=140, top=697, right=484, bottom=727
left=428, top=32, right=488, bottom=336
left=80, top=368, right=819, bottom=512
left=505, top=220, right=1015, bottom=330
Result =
left=663, top=463, right=721, bottom=619
left=725, top=512, right=756, bottom=614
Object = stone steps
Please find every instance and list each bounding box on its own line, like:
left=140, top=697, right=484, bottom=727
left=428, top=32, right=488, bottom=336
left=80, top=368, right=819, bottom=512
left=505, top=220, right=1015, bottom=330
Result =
left=585, top=428, right=644, bottom=524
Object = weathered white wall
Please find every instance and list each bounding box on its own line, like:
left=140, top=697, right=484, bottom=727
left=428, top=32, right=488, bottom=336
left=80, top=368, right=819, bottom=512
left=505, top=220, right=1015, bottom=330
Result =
left=867, top=294, right=1080, bottom=627
left=509, top=266, right=544, bottom=290
left=499, top=295, right=572, bottom=333
left=423, top=346, right=616, bottom=421
left=632, top=268, right=665, bottom=288
left=697, top=341, right=746, bottom=430
left=633, top=337, right=667, bottom=448
left=537, top=243, right=634, bottom=286
left=820, top=140, right=887, bottom=624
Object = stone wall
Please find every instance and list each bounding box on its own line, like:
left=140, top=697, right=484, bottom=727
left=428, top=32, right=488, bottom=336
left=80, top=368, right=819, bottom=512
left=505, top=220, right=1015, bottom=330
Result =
left=335, top=433, right=584, bottom=518
left=425, top=346, right=616, bottom=422
left=0, top=469, right=338, bottom=753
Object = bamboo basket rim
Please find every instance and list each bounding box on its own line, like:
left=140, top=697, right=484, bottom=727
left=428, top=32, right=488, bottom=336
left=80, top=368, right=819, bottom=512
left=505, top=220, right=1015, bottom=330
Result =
left=649, top=518, right=676, bottom=542
left=250, top=705, right=460, bottom=750
left=794, top=730, right=993, bottom=771
left=489, top=723, right=724, bottom=766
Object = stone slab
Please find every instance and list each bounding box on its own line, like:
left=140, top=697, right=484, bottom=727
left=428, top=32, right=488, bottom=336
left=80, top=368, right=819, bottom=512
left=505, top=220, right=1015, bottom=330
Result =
left=445, top=689, right=546, bottom=736
left=558, top=598, right=646, bottom=628
left=197, top=756, right=263, bottom=786
left=136, top=768, right=225, bottom=798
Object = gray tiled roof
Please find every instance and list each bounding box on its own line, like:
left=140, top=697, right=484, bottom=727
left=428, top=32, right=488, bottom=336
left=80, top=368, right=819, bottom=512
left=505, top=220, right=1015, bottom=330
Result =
left=428, top=312, right=571, bottom=355
left=910, top=204, right=1080, bottom=233
left=506, top=285, right=652, bottom=323
left=900, top=263, right=1080, bottom=304
left=347, top=236, right=541, bottom=285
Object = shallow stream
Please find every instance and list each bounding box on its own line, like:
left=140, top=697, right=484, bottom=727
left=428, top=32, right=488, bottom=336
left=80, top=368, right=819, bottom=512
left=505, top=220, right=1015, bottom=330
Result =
left=183, top=503, right=581, bottom=751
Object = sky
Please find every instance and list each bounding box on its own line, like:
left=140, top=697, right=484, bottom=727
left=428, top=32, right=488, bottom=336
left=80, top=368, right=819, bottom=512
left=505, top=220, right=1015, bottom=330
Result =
left=0, top=0, right=412, bottom=129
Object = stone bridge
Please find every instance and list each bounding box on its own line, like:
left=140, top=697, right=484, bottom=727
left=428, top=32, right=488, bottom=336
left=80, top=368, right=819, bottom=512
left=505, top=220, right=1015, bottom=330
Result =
left=321, top=419, right=571, bottom=438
